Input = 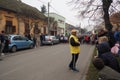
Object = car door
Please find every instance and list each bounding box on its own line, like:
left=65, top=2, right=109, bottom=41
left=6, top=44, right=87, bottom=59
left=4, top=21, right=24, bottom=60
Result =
left=21, top=36, right=30, bottom=48
left=54, top=36, right=59, bottom=43
left=52, top=36, right=56, bottom=44
left=12, top=36, right=23, bottom=49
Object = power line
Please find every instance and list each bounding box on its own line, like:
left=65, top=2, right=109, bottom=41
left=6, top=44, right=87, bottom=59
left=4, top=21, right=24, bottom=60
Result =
left=37, top=0, right=53, bottom=5
left=50, top=4, right=77, bottom=26
left=37, top=0, right=77, bottom=26
left=50, top=0, right=53, bottom=3
left=37, top=0, right=47, bottom=5
left=50, top=5, right=60, bottom=14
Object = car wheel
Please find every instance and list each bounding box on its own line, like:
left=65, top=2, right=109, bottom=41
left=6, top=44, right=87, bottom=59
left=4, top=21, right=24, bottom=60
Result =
left=29, top=44, right=33, bottom=49
left=11, top=46, right=17, bottom=52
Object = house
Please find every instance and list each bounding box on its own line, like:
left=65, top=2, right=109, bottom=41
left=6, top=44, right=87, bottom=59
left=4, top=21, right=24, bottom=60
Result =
left=65, top=23, right=76, bottom=36
left=46, top=13, right=65, bottom=36
left=0, top=0, right=47, bottom=36
left=110, top=12, right=120, bottom=31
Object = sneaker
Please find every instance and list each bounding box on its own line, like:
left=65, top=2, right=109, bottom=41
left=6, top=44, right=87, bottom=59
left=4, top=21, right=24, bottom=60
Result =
left=68, top=66, right=79, bottom=72
left=71, top=68, right=79, bottom=72
left=69, top=67, right=72, bottom=70
left=1, top=53, right=5, bottom=56
left=69, top=66, right=74, bottom=70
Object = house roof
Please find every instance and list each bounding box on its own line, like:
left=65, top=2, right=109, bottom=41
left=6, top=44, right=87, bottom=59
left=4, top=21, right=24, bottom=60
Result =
left=0, top=0, right=46, bottom=20
left=110, top=12, right=120, bottom=23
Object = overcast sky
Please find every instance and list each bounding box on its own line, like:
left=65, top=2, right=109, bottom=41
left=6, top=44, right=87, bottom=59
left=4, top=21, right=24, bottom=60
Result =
left=21, top=0, right=82, bottom=27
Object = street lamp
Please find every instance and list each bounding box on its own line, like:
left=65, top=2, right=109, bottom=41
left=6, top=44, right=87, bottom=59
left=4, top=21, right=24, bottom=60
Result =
left=79, top=23, right=81, bottom=35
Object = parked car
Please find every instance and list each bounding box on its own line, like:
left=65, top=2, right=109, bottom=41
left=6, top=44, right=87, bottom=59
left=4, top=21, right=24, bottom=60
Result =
left=7, top=35, right=34, bottom=52
left=60, top=36, right=68, bottom=43
left=42, top=36, right=59, bottom=45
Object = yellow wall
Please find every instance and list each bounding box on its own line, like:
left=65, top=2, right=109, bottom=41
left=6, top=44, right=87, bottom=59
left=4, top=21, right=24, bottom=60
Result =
left=0, top=10, right=18, bottom=34
left=19, top=20, right=25, bottom=35
left=0, top=11, right=6, bottom=32
left=0, top=10, right=47, bottom=35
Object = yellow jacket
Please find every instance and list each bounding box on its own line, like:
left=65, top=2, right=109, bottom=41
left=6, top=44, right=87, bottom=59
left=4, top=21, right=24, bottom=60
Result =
left=69, top=35, right=80, bottom=54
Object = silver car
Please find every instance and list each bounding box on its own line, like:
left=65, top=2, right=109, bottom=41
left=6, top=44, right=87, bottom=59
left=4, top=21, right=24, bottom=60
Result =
left=43, top=36, right=59, bottom=45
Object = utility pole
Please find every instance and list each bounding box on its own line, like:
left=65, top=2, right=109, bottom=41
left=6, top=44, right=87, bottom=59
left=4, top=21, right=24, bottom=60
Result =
left=79, top=23, right=81, bottom=35
left=48, top=2, right=50, bottom=35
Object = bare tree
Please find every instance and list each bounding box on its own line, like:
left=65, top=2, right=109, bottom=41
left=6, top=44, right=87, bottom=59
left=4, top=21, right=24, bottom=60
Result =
left=69, top=0, right=120, bottom=31
left=102, top=0, right=113, bottom=31
left=41, top=4, right=47, bottom=14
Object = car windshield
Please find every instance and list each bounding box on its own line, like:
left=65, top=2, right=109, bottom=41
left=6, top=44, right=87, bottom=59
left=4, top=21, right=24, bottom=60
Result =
left=45, top=36, right=49, bottom=39
left=52, top=36, right=56, bottom=39
left=45, top=36, right=56, bottom=40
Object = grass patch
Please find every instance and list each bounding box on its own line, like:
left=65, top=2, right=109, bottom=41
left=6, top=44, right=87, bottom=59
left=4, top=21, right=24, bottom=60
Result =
left=86, top=48, right=99, bottom=80
left=86, top=48, right=120, bottom=80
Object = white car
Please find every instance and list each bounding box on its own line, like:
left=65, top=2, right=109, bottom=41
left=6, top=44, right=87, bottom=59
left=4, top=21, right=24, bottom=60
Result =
left=42, top=36, right=59, bottom=45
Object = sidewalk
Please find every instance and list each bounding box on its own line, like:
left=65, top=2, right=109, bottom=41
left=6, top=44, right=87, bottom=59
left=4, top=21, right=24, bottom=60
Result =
left=79, top=45, right=95, bottom=80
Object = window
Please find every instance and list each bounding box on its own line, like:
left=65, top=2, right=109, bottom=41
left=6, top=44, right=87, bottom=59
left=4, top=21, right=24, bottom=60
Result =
left=5, top=21, right=16, bottom=34
left=58, top=19, right=64, bottom=24
left=22, top=36, right=28, bottom=40
left=13, top=36, right=20, bottom=40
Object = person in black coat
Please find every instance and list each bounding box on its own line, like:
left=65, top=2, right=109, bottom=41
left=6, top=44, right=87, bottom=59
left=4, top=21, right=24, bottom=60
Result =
left=40, top=33, right=45, bottom=46
left=3, top=36, right=9, bottom=53
left=0, top=31, right=5, bottom=55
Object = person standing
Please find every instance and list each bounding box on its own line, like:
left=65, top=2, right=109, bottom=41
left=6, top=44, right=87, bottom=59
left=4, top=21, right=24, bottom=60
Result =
left=25, top=33, right=32, bottom=40
left=0, top=31, right=5, bottom=60
left=33, top=36, right=37, bottom=48
left=40, top=33, right=43, bottom=46
left=69, top=29, right=80, bottom=72
left=40, top=33, right=45, bottom=46
left=3, top=36, right=9, bottom=54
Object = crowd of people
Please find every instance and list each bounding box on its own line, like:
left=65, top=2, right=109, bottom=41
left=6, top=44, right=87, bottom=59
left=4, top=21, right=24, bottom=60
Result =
left=92, top=28, right=120, bottom=79
left=78, top=33, right=98, bottom=45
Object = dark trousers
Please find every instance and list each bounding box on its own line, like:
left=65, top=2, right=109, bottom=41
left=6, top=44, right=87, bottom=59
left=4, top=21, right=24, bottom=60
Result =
left=40, top=40, right=43, bottom=46
left=69, top=53, right=79, bottom=69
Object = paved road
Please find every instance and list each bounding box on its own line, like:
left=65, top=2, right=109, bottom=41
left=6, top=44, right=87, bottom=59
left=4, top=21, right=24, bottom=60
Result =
left=0, top=44, right=95, bottom=80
